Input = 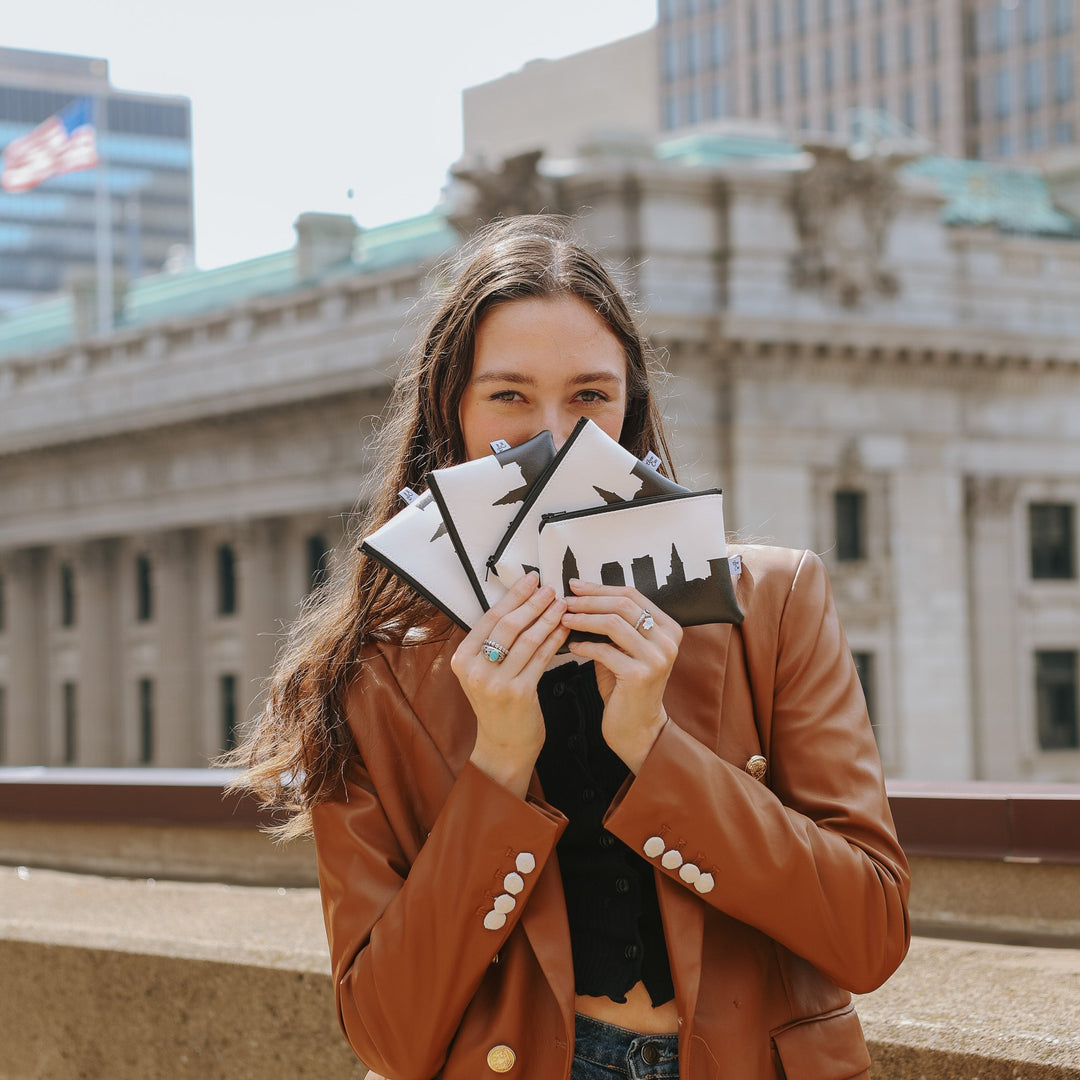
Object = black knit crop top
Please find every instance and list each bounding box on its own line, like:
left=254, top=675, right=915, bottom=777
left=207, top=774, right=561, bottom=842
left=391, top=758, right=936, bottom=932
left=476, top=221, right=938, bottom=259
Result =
left=534, top=661, right=675, bottom=1007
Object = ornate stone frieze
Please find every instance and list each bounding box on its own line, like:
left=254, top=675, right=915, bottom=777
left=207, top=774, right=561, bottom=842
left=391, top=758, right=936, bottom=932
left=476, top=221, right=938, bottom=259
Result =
left=965, top=475, right=1021, bottom=518
left=789, top=144, right=908, bottom=308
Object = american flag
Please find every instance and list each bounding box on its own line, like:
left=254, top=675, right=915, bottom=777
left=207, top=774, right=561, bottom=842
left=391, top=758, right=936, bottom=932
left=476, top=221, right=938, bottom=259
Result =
left=0, top=96, right=100, bottom=194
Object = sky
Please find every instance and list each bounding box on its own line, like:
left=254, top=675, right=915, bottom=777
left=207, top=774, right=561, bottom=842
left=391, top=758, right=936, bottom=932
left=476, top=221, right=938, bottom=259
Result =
left=4, top=0, right=657, bottom=269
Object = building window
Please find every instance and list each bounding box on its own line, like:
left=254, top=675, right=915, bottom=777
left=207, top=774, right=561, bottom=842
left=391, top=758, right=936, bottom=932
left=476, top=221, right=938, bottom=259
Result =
left=847, top=0, right=858, bottom=24
left=1054, top=51, right=1074, bottom=104
left=875, top=31, right=887, bottom=76
left=928, top=15, right=939, bottom=60
left=1035, top=650, right=1079, bottom=750
left=710, top=20, right=728, bottom=67
left=773, top=60, right=785, bottom=104
left=851, top=650, right=876, bottom=731
left=662, top=35, right=678, bottom=83
left=135, top=553, right=153, bottom=622
left=217, top=543, right=238, bottom=616
left=902, top=23, right=914, bottom=70
left=903, top=88, right=916, bottom=128
left=221, top=673, right=239, bottom=753
left=822, top=0, right=833, bottom=28
left=963, top=10, right=978, bottom=58
left=848, top=38, right=861, bottom=85
left=993, top=5, right=1011, bottom=51
left=684, top=31, right=700, bottom=76
left=711, top=79, right=728, bottom=117
left=62, top=681, right=77, bottom=764
left=660, top=0, right=676, bottom=23
left=1052, top=0, right=1073, bottom=34
left=751, top=67, right=761, bottom=114
left=664, top=92, right=679, bottom=130
left=826, top=107, right=837, bottom=132
left=307, top=534, right=332, bottom=593
left=835, top=490, right=867, bottom=561
left=1030, top=503, right=1076, bottom=579
left=60, top=563, right=76, bottom=628
left=749, top=7, right=759, bottom=50
left=1055, top=119, right=1075, bottom=144
left=797, top=0, right=808, bottom=36
left=1027, top=125, right=1046, bottom=150
left=798, top=52, right=809, bottom=95
left=995, top=67, right=1013, bottom=119
left=138, top=677, right=154, bottom=765
left=1025, top=59, right=1044, bottom=112
left=996, top=132, right=1014, bottom=156
left=1024, top=0, right=1044, bottom=42
left=686, top=88, right=702, bottom=123
left=931, top=80, right=942, bottom=128
left=824, top=45, right=835, bottom=90
left=966, top=74, right=982, bottom=123
left=772, top=0, right=783, bottom=43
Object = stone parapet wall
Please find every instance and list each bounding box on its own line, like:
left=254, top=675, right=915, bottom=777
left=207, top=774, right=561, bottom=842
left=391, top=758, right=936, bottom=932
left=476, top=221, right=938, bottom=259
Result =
left=2, top=865, right=1078, bottom=1080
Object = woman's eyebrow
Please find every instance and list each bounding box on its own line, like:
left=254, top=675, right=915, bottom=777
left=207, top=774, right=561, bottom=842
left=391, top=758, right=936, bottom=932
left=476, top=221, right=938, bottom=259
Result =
left=568, top=371, right=623, bottom=387
left=469, top=370, right=536, bottom=385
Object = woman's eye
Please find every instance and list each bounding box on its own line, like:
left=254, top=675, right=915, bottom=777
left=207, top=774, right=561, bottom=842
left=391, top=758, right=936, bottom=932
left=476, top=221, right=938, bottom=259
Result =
left=490, top=390, right=523, bottom=402
left=576, top=390, right=608, bottom=404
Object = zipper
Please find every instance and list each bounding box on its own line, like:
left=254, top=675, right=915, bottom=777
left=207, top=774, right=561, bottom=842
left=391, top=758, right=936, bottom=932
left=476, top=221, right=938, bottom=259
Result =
left=539, top=487, right=723, bottom=527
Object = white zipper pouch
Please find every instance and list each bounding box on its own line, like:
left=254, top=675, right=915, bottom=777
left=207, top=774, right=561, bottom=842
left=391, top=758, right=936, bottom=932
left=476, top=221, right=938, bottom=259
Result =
left=426, top=430, right=557, bottom=611
left=489, top=418, right=686, bottom=588
left=537, top=489, right=744, bottom=627
left=360, top=490, right=485, bottom=630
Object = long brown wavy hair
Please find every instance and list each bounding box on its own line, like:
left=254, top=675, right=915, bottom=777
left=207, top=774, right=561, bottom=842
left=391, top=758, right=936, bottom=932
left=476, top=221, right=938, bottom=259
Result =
left=229, top=214, right=678, bottom=837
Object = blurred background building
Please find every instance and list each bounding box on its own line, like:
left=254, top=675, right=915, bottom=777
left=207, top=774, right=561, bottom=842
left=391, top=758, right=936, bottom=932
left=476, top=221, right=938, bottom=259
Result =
left=1, top=6, right=1079, bottom=785
left=0, top=46, right=194, bottom=313
left=656, top=0, right=1078, bottom=161
left=1, top=130, right=1080, bottom=783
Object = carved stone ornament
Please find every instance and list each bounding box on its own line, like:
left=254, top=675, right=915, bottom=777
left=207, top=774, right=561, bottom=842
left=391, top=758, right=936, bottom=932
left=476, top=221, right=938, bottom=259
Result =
left=447, top=150, right=561, bottom=235
left=789, top=143, right=906, bottom=308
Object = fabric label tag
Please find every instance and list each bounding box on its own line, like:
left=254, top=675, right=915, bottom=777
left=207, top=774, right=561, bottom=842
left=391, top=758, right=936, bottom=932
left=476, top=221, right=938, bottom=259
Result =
left=490, top=439, right=511, bottom=454
left=729, top=554, right=742, bottom=578
left=642, top=451, right=662, bottom=472
left=398, top=487, right=420, bottom=505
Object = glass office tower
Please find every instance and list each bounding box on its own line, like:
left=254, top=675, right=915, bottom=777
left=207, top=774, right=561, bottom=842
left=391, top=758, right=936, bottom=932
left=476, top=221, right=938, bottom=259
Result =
left=0, top=47, right=194, bottom=313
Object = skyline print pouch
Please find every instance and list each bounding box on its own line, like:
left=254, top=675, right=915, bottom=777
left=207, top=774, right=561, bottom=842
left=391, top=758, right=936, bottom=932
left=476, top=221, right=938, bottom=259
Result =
left=359, top=490, right=485, bottom=630
left=427, top=430, right=557, bottom=610
left=488, top=417, right=687, bottom=588
left=537, top=489, right=744, bottom=627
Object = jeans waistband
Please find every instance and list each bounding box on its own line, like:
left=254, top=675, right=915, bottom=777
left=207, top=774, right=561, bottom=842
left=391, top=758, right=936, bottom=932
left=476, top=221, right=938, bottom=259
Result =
left=573, top=1014, right=679, bottom=1079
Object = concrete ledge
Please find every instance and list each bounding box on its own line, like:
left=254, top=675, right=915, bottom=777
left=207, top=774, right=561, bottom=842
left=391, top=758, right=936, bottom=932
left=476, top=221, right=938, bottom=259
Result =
left=3, top=867, right=1079, bottom=1079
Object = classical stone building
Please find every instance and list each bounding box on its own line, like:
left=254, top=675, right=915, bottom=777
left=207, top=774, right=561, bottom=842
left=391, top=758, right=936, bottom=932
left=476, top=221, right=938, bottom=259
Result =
left=1, top=133, right=1079, bottom=783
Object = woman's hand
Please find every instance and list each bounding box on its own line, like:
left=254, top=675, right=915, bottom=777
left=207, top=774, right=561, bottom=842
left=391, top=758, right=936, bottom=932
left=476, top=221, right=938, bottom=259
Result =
left=562, top=580, right=683, bottom=774
left=452, top=572, right=569, bottom=798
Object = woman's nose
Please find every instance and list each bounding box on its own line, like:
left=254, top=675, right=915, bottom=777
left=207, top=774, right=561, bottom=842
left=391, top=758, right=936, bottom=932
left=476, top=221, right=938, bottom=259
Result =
left=546, top=411, right=578, bottom=451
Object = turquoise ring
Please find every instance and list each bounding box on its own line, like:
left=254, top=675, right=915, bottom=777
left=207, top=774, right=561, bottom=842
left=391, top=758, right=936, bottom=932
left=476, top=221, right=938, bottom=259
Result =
left=481, top=638, right=510, bottom=664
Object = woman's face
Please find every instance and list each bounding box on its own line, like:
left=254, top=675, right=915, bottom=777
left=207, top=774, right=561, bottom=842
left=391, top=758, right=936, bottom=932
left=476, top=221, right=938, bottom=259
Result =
left=458, top=294, right=628, bottom=461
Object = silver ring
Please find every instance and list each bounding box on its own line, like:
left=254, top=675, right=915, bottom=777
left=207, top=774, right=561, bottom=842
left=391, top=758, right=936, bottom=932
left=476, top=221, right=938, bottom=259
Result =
left=481, top=638, right=510, bottom=663
left=634, top=609, right=655, bottom=633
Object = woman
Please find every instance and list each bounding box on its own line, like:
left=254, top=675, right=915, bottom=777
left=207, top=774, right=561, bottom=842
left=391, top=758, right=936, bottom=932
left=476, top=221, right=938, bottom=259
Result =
left=235, top=215, right=909, bottom=1080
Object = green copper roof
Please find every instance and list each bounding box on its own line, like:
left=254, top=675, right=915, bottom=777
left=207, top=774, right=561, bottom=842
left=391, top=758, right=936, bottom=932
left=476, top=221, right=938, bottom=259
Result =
left=904, top=156, right=1080, bottom=238
left=656, top=130, right=1080, bottom=239
left=0, top=210, right=457, bottom=362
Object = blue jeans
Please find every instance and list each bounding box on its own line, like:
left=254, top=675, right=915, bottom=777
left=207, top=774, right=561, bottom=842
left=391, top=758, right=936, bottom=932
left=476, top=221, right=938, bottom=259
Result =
left=571, top=1014, right=680, bottom=1080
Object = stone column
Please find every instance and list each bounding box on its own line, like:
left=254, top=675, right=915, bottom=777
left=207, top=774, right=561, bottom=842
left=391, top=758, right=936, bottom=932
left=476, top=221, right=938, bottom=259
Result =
left=3, top=549, right=47, bottom=765
left=76, top=538, right=121, bottom=766
left=240, top=519, right=287, bottom=730
left=965, top=476, right=1022, bottom=780
left=154, top=529, right=200, bottom=766
left=890, top=462, right=974, bottom=779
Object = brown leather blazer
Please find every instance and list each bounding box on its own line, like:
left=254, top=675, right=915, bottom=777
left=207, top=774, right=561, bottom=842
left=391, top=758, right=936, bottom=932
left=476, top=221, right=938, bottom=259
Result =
left=312, top=546, right=910, bottom=1080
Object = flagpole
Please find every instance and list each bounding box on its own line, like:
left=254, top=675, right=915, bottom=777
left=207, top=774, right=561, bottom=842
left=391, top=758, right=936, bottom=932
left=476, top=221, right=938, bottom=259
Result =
left=93, top=93, right=113, bottom=336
